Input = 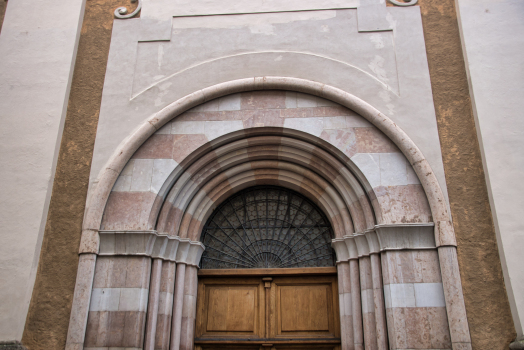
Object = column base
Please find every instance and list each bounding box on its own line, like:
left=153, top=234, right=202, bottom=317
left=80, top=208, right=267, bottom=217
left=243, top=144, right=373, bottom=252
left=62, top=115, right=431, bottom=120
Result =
left=0, top=341, right=27, bottom=350
left=510, top=338, right=524, bottom=350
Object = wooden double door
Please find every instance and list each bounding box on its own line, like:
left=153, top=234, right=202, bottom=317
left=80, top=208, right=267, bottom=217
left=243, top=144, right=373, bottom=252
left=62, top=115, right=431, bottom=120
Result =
left=195, top=268, right=340, bottom=350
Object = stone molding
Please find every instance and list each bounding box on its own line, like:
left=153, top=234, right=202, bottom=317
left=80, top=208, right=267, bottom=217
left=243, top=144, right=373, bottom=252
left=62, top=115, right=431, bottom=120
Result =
left=67, top=78, right=470, bottom=350
left=332, top=223, right=436, bottom=261
left=98, top=230, right=205, bottom=266
left=80, top=77, right=453, bottom=254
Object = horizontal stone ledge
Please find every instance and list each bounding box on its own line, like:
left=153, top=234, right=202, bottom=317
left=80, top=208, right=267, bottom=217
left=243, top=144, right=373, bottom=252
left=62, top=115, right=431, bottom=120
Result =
left=332, top=223, right=435, bottom=261
left=98, top=230, right=205, bottom=266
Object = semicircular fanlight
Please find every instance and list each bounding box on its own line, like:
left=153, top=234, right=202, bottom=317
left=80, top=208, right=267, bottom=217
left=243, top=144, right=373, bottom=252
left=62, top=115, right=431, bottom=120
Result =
left=200, top=186, right=335, bottom=269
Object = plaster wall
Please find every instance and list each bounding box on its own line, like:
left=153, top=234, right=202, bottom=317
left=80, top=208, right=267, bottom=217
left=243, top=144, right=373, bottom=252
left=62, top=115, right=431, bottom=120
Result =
left=141, top=0, right=359, bottom=20
left=0, top=0, right=85, bottom=341
left=455, top=0, right=524, bottom=338
left=90, top=3, right=451, bottom=221
left=19, top=0, right=516, bottom=348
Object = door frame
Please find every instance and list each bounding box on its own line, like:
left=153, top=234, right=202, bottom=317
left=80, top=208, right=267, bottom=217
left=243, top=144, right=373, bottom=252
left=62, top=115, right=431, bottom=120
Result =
left=195, top=267, right=340, bottom=350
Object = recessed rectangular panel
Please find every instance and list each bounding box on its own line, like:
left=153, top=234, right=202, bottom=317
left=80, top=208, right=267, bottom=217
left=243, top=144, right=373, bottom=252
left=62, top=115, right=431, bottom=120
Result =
left=206, top=286, right=256, bottom=332
left=273, top=346, right=339, bottom=350
left=280, top=285, right=330, bottom=332
left=196, top=274, right=339, bottom=345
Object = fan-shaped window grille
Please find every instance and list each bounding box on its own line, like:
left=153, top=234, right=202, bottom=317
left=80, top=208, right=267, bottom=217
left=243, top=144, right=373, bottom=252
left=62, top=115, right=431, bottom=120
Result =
left=200, top=186, right=335, bottom=269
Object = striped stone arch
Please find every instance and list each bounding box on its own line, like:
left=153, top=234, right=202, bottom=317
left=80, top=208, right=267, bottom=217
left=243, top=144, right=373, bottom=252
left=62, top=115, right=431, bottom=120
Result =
left=66, top=77, right=471, bottom=350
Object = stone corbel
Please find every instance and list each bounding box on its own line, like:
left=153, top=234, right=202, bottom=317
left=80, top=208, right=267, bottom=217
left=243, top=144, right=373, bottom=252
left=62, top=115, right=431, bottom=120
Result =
left=332, top=238, right=350, bottom=263
left=332, top=235, right=359, bottom=263
left=98, top=230, right=205, bottom=267
left=354, top=233, right=371, bottom=257
left=151, top=234, right=180, bottom=260
left=364, top=229, right=381, bottom=254
left=332, top=223, right=437, bottom=261
left=375, top=223, right=436, bottom=250
left=174, top=238, right=205, bottom=266
left=99, top=230, right=157, bottom=256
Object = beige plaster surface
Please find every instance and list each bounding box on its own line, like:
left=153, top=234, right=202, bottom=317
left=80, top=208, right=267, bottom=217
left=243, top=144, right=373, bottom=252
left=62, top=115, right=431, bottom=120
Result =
left=141, top=0, right=359, bottom=20
left=455, top=0, right=524, bottom=339
left=0, top=0, right=85, bottom=341
left=21, top=0, right=139, bottom=348
left=18, top=0, right=515, bottom=349
left=89, top=6, right=450, bottom=218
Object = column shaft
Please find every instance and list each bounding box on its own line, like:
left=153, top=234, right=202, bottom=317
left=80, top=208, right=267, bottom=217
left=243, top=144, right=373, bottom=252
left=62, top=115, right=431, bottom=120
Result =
left=170, top=263, right=186, bottom=350
left=180, top=266, right=198, bottom=350
left=370, top=253, right=388, bottom=350
left=350, top=259, right=364, bottom=350
left=338, top=262, right=354, bottom=350
left=359, top=256, right=378, bottom=350
left=145, top=259, right=163, bottom=350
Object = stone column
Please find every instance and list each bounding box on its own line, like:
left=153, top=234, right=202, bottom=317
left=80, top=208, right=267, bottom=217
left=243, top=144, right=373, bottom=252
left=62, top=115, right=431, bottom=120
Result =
left=332, top=237, right=363, bottom=350
left=170, top=263, right=186, bottom=350
left=180, top=266, right=198, bottom=350
left=145, top=259, right=163, bottom=350
left=83, top=256, right=151, bottom=349
left=337, top=261, right=354, bottom=350
left=169, top=239, right=205, bottom=350
left=350, top=259, right=364, bottom=350
left=156, top=261, right=177, bottom=350
left=370, top=253, right=388, bottom=350
left=365, top=231, right=388, bottom=350
left=65, top=253, right=97, bottom=350
left=438, top=246, right=472, bottom=350
left=68, top=231, right=204, bottom=350
left=377, top=224, right=452, bottom=350
left=359, top=255, right=378, bottom=350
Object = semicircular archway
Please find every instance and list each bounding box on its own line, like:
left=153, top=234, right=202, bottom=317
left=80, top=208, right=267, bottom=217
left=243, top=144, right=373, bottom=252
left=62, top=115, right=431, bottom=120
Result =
left=66, top=79, right=471, bottom=350
left=199, top=185, right=337, bottom=270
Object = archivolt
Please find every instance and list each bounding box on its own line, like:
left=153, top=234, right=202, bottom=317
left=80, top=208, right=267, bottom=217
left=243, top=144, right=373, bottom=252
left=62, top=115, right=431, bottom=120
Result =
left=67, top=78, right=471, bottom=350
left=152, top=129, right=376, bottom=242
left=79, top=76, right=453, bottom=253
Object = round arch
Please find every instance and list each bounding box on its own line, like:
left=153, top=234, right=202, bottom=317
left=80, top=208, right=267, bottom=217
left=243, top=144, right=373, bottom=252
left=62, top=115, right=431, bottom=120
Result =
left=66, top=77, right=471, bottom=350
left=79, top=77, right=453, bottom=253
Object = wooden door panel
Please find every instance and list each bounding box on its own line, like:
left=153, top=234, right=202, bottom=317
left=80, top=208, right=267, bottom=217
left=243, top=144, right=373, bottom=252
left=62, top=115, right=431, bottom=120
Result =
left=272, top=346, right=340, bottom=350
left=207, top=286, right=256, bottom=332
left=196, top=273, right=340, bottom=349
left=280, top=285, right=330, bottom=332
left=196, top=277, right=265, bottom=339
left=196, top=346, right=260, bottom=350
left=271, top=276, right=339, bottom=339
left=197, top=346, right=339, bottom=350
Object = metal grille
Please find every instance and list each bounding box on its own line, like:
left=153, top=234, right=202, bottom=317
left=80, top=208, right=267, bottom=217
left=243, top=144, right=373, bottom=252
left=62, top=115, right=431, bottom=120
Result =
left=200, top=186, right=335, bottom=269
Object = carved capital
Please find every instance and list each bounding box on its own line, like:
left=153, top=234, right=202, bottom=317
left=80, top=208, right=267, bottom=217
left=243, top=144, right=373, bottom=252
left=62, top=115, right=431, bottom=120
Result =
left=98, top=230, right=205, bottom=266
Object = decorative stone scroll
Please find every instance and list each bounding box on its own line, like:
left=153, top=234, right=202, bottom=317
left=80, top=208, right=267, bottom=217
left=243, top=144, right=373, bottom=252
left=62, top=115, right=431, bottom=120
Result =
left=114, top=0, right=142, bottom=19
left=387, top=0, right=418, bottom=6
left=98, top=230, right=205, bottom=266
left=332, top=223, right=435, bottom=262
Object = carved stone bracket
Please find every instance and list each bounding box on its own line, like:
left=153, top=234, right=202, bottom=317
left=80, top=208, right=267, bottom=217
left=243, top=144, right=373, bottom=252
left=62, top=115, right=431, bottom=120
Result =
left=388, top=0, right=418, bottom=6
left=332, top=223, right=435, bottom=262
left=98, top=230, right=205, bottom=266
left=114, top=0, right=141, bottom=19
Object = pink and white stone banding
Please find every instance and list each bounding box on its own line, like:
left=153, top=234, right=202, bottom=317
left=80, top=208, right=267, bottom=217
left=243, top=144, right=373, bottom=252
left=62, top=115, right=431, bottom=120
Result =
left=67, top=78, right=471, bottom=350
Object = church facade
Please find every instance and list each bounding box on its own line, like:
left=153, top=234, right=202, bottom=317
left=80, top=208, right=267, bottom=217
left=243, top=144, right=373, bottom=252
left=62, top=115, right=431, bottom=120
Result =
left=0, top=0, right=522, bottom=349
